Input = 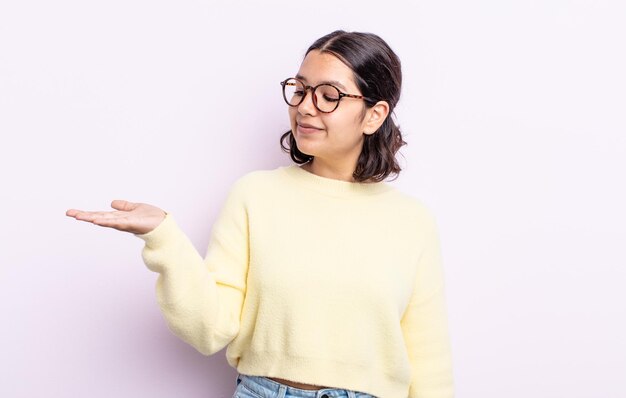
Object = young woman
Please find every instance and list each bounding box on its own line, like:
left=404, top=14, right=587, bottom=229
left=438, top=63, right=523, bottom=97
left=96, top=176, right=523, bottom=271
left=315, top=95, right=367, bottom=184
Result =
left=66, top=30, right=454, bottom=398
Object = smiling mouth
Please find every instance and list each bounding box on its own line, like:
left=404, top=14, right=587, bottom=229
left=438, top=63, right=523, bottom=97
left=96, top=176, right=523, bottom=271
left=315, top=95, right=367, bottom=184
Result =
left=297, top=124, right=323, bottom=134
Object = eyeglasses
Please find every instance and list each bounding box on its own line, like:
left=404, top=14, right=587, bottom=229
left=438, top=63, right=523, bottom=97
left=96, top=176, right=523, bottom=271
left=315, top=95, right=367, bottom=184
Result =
left=280, top=77, right=373, bottom=113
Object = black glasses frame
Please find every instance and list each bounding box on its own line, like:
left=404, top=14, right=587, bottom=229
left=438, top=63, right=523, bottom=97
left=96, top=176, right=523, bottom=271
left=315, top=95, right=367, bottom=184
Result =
left=280, top=77, right=374, bottom=113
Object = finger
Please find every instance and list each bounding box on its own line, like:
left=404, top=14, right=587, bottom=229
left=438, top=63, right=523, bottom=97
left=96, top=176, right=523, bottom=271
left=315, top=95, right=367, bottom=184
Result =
left=67, top=209, right=109, bottom=218
left=67, top=209, right=98, bottom=219
left=73, top=211, right=120, bottom=221
left=111, top=200, right=139, bottom=212
left=92, top=216, right=133, bottom=232
left=66, top=209, right=83, bottom=217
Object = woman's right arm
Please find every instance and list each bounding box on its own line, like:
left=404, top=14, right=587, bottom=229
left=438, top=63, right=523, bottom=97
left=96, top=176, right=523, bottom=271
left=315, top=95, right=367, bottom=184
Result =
left=66, top=179, right=250, bottom=356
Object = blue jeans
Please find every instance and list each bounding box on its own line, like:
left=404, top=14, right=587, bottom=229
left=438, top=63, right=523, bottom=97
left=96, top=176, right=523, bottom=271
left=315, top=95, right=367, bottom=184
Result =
left=233, top=373, right=378, bottom=398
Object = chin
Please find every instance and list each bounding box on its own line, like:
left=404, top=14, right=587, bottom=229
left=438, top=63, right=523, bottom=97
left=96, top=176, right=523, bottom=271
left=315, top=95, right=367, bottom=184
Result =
left=293, top=139, right=316, bottom=155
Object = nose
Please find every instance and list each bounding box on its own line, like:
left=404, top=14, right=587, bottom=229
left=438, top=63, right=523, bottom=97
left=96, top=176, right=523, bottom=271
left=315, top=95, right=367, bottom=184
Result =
left=297, top=87, right=318, bottom=116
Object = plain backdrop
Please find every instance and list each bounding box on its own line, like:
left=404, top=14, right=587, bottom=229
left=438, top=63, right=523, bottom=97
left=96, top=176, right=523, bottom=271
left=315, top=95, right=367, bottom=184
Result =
left=1, top=1, right=624, bottom=397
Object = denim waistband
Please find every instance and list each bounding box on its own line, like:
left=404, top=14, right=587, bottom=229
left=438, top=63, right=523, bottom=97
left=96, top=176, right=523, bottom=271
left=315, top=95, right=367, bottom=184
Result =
left=236, top=373, right=364, bottom=398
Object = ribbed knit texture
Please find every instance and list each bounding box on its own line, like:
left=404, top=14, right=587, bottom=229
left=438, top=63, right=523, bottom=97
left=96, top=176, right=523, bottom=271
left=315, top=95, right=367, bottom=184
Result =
left=134, top=164, right=454, bottom=398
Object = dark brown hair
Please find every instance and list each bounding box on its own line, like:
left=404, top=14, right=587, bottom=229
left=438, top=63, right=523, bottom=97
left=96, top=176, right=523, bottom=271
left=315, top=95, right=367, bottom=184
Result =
left=279, top=30, right=406, bottom=182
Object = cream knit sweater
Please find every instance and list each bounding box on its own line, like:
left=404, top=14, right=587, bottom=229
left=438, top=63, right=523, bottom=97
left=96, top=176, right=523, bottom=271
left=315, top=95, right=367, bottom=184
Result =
left=134, top=164, right=454, bottom=398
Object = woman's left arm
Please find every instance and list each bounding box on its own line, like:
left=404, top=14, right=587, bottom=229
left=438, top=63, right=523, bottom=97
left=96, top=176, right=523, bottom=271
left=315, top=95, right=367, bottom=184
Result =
left=401, top=211, right=455, bottom=398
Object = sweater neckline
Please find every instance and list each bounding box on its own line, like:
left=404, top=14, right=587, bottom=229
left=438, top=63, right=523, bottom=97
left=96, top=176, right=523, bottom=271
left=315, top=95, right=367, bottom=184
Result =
left=281, top=164, right=394, bottom=198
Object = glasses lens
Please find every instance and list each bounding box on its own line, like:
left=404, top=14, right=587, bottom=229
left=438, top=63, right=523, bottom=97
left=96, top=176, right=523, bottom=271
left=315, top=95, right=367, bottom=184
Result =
left=314, top=84, right=341, bottom=112
left=283, top=78, right=305, bottom=106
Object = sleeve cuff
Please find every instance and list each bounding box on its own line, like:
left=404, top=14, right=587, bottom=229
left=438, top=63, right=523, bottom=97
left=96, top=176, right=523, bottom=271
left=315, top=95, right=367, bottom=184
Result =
left=133, top=212, right=179, bottom=248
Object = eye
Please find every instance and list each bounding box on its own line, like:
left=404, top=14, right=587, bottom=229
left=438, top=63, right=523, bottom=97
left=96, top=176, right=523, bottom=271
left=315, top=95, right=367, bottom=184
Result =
left=323, top=95, right=339, bottom=102
left=294, top=90, right=305, bottom=96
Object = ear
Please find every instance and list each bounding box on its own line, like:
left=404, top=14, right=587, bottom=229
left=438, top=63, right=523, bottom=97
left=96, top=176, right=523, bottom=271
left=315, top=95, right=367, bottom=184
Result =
left=362, top=101, right=390, bottom=135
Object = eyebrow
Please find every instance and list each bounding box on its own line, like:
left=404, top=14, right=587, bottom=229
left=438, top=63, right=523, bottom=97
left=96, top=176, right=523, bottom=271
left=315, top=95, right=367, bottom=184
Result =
left=295, top=74, right=348, bottom=91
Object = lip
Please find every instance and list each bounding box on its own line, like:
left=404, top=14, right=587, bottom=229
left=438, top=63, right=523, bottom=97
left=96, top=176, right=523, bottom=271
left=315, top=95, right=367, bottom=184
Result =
left=297, top=122, right=323, bottom=134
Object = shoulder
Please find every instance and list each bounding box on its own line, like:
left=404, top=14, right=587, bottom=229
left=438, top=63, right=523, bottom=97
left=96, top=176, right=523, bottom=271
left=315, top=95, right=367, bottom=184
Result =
left=387, top=188, right=437, bottom=219
left=227, top=166, right=287, bottom=198
left=383, top=188, right=441, bottom=240
left=233, top=166, right=284, bottom=186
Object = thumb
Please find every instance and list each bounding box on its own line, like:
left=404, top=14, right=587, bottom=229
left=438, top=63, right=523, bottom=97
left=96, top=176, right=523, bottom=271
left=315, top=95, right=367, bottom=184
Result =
left=110, top=199, right=139, bottom=211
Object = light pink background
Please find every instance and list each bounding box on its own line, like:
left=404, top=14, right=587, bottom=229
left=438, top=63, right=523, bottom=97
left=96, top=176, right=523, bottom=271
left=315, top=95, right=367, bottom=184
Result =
left=1, top=1, right=625, bottom=397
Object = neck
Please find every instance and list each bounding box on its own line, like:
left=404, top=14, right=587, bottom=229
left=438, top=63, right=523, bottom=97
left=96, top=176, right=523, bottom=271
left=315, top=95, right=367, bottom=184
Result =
left=283, top=164, right=392, bottom=198
left=302, top=159, right=370, bottom=183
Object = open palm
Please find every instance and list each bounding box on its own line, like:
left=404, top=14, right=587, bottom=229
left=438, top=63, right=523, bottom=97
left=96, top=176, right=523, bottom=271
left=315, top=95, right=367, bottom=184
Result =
left=66, top=200, right=166, bottom=235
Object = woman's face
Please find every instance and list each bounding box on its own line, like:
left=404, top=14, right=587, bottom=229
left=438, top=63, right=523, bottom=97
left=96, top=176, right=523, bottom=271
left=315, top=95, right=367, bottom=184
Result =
left=288, top=49, right=372, bottom=165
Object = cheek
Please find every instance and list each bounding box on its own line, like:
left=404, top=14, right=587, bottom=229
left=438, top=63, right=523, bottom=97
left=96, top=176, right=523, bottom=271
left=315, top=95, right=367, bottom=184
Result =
left=288, top=108, right=297, bottom=124
left=326, top=114, right=359, bottom=136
